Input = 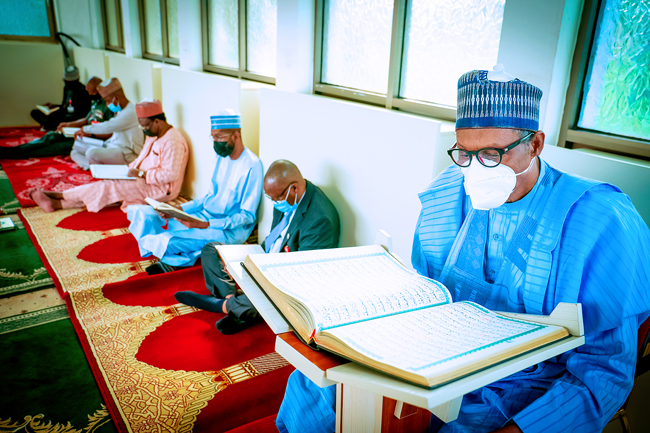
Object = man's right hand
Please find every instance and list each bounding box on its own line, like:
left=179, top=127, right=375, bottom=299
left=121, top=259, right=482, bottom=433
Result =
left=158, top=204, right=183, bottom=220
left=55, top=122, right=69, bottom=134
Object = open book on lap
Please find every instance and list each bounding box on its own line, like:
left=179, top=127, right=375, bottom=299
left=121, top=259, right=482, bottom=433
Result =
left=144, top=197, right=206, bottom=223
left=89, top=164, right=135, bottom=180
left=62, top=127, right=80, bottom=137
left=35, top=105, right=60, bottom=115
left=243, top=245, right=570, bottom=389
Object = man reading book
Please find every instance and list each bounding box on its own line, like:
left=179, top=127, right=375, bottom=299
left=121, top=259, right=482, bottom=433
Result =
left=276, top=67, right=650, bottom=433
left=0, top=77, right=113, bottom=160
left=127, top=110, right=264, bottom=275
left=174, top=160, right=341, bottom=334
left=30, top=66, right=92, bottom=131
left=29, top=100, right=188, bottom=214
left=70, top=77, right=145, bottom=169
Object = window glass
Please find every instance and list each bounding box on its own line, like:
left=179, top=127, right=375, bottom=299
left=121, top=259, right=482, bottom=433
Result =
left=105, top=0, right=120, bottom=47
left=143, top=0, right=163, bottom=55
left=321, top=0, right=394, bottom=94
left=166, top=0, right=180, bottom=58
left=577, top=0, right=650, bottom=141
left=246, top=0, right=277, bottom=76
left=0, top=0, right=51, bottom=37
left=207, top=0, right=239, bottom=69
left=400, top=0, right=505, bottom=107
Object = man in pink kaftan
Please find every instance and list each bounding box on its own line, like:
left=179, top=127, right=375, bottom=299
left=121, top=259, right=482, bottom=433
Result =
left=30, top=100, right=189, bottom=213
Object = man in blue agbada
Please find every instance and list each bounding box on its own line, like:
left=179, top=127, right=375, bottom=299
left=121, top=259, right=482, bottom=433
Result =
left=127, top=110, right=263, bottom=274
left=275, top=68, right=650, bottom=433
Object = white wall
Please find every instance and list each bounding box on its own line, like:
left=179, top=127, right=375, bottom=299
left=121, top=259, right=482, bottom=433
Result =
left=106, top=53, right=158, bottom=103
left=259, top=88, right=442, bottom=266
left=0, top=41, right=65, bottom=127
left=73, top=46, right=109, bottom=83
left=160, top=67, right=242, bottom=198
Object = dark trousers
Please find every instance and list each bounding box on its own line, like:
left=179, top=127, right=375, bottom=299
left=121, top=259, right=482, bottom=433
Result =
left=0, top=132, right=74, bottom=159
left=30, top=109, right=67, bottom=131
left=201, top=241, right=259, bottom=321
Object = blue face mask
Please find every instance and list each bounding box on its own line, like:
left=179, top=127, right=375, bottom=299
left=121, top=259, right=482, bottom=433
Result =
left=108, top=103, right=122, bottom=113
left=273, top=185, right=298, bottom=213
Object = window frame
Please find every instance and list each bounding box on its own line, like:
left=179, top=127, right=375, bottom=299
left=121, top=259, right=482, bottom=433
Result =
left=0, top=0, right=58, bottom=43
left=201, top=0, right=276, bottom=85
left=558, top=0, right=650, bottom=159
left=313, top=0, right=457, bottom=122
left=138, top=0, right=180, bottom=65
left=100, top=0, right=126, bottom=53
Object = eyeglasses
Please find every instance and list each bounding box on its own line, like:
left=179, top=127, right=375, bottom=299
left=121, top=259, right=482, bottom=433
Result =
left=265, top=183, right=293, bottom=203
left=447, top=132, right=534, bottom=168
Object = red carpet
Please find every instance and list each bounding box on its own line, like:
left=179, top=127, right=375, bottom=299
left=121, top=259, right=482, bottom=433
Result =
left=0, top=156, right=97, bottom=206
left=20, top=205, right=292, bottom=432
left=0, top=126, right=46, bottom=147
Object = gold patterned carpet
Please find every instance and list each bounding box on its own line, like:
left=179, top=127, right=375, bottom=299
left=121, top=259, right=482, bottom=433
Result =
left=19, top=206, right=292, bottom=432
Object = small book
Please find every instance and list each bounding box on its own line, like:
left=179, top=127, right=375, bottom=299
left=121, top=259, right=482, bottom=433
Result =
left=144, top=197, right=206, bottom=223
left=89, top=164, right=136, bottom=180
left=35, top=105, right=60, bottom=115
left=77, top=136, right=104, bottom=147
left=243, top=245, right=570, bottom=389
left=62, top=127, right=80, bottom=137
left=0, top=217, right=16, bottom=232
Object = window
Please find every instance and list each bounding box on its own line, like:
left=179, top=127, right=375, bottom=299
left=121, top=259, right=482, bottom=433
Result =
left=139, top=0, right=180, bottom=64
left=0, top=0, right=57, bottom=43
left=202, top=0, right=277, bottom=84
left=559, top=0, right=650, bottom=159
left=101, top=0, right=125, bottom=52
left=314, top=0, right=506, bottom=120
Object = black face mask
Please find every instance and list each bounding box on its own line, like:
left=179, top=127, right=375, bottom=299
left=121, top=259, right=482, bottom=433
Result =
left=142, top=128, right=156, bottom=137
left=214, top=140, right=234, bottom=157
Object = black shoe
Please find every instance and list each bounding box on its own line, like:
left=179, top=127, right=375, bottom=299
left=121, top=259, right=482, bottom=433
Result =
left=174, top=291, right=224, bottom=313
left=145, top=262, right=177, bottom=275
left=215, top=315, right=255, bottom=335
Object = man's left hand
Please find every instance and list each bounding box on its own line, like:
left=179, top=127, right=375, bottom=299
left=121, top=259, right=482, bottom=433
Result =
left=127, top=168, right=141, bottom=178
left=73, top=129, right=89, bottom=141
left=175, top=218, right=210, bottom=229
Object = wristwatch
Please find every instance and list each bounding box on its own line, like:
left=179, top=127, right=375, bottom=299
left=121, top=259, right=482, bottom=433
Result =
left=138, top=170, right=145, bottom=178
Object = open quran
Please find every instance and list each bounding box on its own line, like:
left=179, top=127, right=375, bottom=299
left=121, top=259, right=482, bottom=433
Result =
left=144, top=197, right=206, bottom=223
left=243, top=245, right=570, bottom=389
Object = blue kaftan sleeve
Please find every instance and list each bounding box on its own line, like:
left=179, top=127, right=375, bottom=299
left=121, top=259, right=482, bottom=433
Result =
left=206, top=159, right=263, bottom=230
left=181, top=197, right=204, bottom=214
left=411, top=211, right=429, bottom=277
left=513, top=187, right=650, bottom=432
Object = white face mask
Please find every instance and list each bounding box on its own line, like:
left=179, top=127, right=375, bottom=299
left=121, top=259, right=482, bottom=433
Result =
left=460, top=157, right=536, bottom=210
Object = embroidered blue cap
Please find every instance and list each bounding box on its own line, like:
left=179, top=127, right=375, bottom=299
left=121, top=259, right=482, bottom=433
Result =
left=456, top=66, right=543, bottom=131
left=210, top=109, right=241, bottom=130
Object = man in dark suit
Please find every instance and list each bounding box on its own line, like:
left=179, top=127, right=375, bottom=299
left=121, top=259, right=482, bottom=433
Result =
left=175, top=160, right=340, bottom=334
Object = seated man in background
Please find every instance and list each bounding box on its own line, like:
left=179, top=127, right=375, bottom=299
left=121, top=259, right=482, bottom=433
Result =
left=29, top=100, right=188, bottom=213
left=30, top=66, right=92, bottom=131
left=175, top=159, right=341, bottom=334
left=128, top=110, right=263, bottom=275
left=70, top=78, right=144, bottom=169
left=0, top=77, right=113, bottom=160
left=275, top=68, right=650, bottom=433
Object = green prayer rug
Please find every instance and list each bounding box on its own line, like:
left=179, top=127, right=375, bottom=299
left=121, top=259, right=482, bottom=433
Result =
left=0, top=224, right=54, bottom=297
left=0, top=318, right=117, bottom=433
left=0, top=171, right=20, bottom=214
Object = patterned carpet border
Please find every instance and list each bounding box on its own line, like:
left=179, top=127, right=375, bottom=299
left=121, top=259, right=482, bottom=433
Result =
left=19, top=206, right=291, bottom=433
left=0, top=305, right=69, bottom=335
